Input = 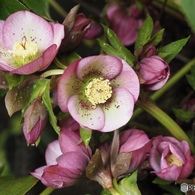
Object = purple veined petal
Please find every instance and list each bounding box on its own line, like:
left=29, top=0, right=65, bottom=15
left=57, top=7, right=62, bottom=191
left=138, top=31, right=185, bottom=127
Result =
left=45, top=140, right=63, bottom=165
left=160, top=146, right=171, bottom=170
left=111, top=59, right=140, bottom=102
left=100, top=88, right=135, bottom=132
left=67, top=94, right=105, bottom=130
left=2, top=11, right=53, bottom=51
left=57, top=60, right=83, bottom=112
left=50, top=22, right=65, bottom=48
left=31, top=166, right=47, bottom=180
left=10, top=44, right=57, bottom=74
left=76, top=55, right=123, bottom=81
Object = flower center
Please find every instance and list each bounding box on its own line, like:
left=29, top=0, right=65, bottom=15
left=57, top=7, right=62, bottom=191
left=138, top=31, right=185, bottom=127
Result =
left=85, top=77, right=112, bottom=106
left=11, top=37, right=40, bottom=67
left=165, top=154, right=183, bottom=167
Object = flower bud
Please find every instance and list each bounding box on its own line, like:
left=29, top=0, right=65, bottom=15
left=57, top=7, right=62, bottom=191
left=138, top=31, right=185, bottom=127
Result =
left=23, top=97, right=47, bottom=144
left=149, top=136, right=194, bottom=181
left=138, top=55, right=170, bottom=90
left=84, top=22, right=103, bottom=39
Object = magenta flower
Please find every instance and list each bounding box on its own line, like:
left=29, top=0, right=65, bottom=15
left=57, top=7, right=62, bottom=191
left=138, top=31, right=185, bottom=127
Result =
left=119, top=129, right=152, bottom=172
left=106, top=3, right=143, bottom=46
left=139, top=55, right=170, bottom=90
left=0, top=11, right=64, bottom=75
left=57, top=55, right=140, bottom=132
left=31, top=117, right=92, bottom=188
left=23, top=97, right=47, bottom=144
left=149, top=136, right=194, bottom=181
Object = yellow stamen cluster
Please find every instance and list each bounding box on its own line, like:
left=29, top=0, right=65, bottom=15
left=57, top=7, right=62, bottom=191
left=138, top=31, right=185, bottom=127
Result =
left=85, top=77, right=112, bottom=106
left=165, top=154, right=183, bottom=167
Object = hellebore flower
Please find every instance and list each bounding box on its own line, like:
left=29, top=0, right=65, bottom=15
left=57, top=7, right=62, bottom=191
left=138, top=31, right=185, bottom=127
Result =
left=31, top=117, right=92, bottom=188
left=0, top=10, right=64, bottom=75
left=23, top=97, right=47, bottom=145
left=57, top=55, right=140, bottom=132
left=119, top=129, right=152, bottom=172
left=106, top=3, right=143, bottom=46
left=138, top=55, right=170, bottom=90
left=84, top=22, right=103, bottom=39
left=149, top=136, right=194, bottom=181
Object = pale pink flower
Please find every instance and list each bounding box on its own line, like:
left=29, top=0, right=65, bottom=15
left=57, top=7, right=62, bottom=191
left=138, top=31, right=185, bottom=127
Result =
left=0, top=11, right=64, bottom=75
left=57, top=55, right=140, bottom=132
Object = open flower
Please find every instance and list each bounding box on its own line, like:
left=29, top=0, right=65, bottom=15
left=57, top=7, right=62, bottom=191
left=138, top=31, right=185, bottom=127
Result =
left=149, top=136, right=194, bottom=181
left=0, top=11, right=64, bottom=75
left=106, top=3, right=143, bottom=46
left=57, top=55, right=140, bottom=132
left=138, top=55, right=170, bottom=90
left=31, top=117, right=92, bottom=188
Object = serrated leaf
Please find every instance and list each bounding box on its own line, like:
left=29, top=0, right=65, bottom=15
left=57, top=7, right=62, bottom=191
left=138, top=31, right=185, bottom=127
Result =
left=0, top=175, right=38, bottom=194
left=135, top=15, right=153, bottom=50
left=0, top=0, right=28, bottom=20
left=20, top=0, right=52, bottom=20
left=157, top=36, right=190, bottom=63
left=42, top=80, right=60, bottom=135
left=173, top=108, right=195, bottom=121
left=79, top=127, right=92, bottom=147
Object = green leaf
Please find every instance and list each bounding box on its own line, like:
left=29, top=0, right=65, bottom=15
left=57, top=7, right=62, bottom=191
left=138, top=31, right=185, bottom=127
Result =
left=119, top=170, right=141, bottom=195
left=157, top=36, right=190, bottom=63
left=42, top=80, right=60, bottom=135
left=20, top=0, right=52, bottom=20
left=6, top=74, right=25, bottom=89
left=79, top=127, right=92, bottom=147
left=148, top=28, right=165, bottom=46
left=186, top=65, right=195, bottom=90
left=152, top=177, right=172, bottom=185
left=135, top=14, right=153, bottom=50
left=0, top=0, right=28, bottom=20
left=177, top=0, right=195, bottom=33
left=0, top=175, right=38, bottom=195
left=172, top=108, right=195, bottom=121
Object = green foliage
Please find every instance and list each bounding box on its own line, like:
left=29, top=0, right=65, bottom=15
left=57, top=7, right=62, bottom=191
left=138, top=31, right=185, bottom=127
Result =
left=173, top=108, right=195, bottom=121
left=186, top=65, right=195, bottom=90
left=79, top=127, right=92, bottom=147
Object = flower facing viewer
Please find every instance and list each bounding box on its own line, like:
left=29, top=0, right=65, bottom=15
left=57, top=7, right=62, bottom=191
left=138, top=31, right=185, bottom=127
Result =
left=57, top=55, right=140, bottom=132
left=149, top=136, right=194, bottom=181
left=31, top=118, right=92, bottom=188
left=0, top=11, right=64, bottom=75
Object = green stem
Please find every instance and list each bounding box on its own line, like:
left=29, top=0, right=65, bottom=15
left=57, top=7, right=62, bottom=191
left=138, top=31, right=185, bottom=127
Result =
left=132, top=58, right=195, bottom=119
left=40, top=187, right=55, bottom=195
left=136, top=100, right=195, bottom=153
left=49, top=0, right=67, bottom=18
left=40, top=69, right=64, bottom=78
left=112, top=178, right=125, bottom=195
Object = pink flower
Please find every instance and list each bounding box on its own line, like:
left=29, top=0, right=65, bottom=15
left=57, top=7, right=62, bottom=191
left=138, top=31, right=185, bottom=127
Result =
left=139, top=55, right=170, bottom=90
left=119, top=129, right=152, bottom=172
left=57, top=55, right=140, bottom=132
left=31, top=118, right=92, bottom=188
left=0, top=11, right=64, bottom=75
left=84, top=22, right=103, bottom=39
left=106, top=3, right=143, bottom=46
left=149, top=136, right=194, bottom=181
left=23, top=97, right=47, bottom=145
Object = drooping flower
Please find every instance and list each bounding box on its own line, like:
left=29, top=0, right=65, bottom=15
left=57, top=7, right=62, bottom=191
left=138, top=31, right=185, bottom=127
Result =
left=57, top=55, right=140, bottom=132
left=149, top=136, right=194, bottom=181
left=106, top=3, right=143, bottom=46
left=23, top=97, right=48, bottom=145
left=119, top=129, right=152, bottom=172
left=31, top=117, right=92, bottom=188
left=138, top=55, right=170, bottom=90
left=0, top=10, right=64, bottom=75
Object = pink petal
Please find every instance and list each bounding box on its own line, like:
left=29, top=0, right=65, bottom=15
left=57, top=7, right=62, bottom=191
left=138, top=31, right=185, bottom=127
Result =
left=10, top=44, right=57, bottom=74
left=31, top=166, right=47, bottom=179
left=45, top=140, right=62, bottom=165
left=67, top=94, right=105, bottom=130
left=76, top=55, right=123, bottom=81
left=111, top=59, right=140, bottom=102
left=3, top=11, right=53, bottom=51
left=100, top=88, right=135, bottom=132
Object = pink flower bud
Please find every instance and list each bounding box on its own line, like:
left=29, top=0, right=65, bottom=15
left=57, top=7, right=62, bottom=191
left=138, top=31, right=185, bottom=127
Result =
left=84, top=22, right=103, bottom=39
left=23, top=97, right=47, bottom=144
left=119, top=129, right=152, bottom=172
left=31, top=117, right=92, bottom=188
left=149, top=136, right=194, bottom=181
left=106, top=3, right=143, bottom=46
left=139, top=55, right=170, bottom=90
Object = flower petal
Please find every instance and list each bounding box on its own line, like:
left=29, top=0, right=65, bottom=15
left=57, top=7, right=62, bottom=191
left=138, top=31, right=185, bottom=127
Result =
left=100, top=88, right=135, bottom=132
left=76, top=55, right=123, bottom=81
left=3, top=11, right=53, bottom=51
left=67, top=94, right=105, bottom=130
left=111, top=59, right=140, bottom=102
left=57, top=60, right=83, bottom=112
